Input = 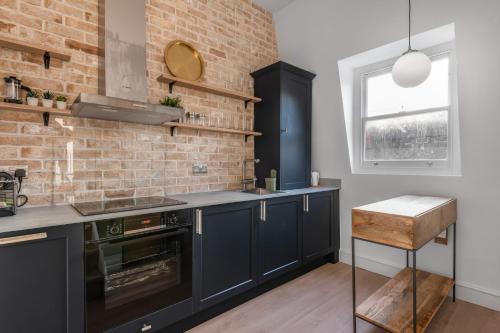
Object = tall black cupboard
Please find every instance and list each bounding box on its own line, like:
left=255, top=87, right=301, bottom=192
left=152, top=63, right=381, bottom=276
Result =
left=251, top=61, right=316, bottom=190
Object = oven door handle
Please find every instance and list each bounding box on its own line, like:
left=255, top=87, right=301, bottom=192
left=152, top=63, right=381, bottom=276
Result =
left=98, top=228, right=190, bottom=249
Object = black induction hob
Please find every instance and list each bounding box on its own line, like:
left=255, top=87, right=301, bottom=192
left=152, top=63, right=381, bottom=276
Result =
left=72, top=196, right=187, bottom=216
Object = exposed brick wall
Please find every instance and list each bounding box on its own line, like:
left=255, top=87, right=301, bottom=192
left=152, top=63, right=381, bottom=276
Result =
left=0, top=0, right=278, bottom=206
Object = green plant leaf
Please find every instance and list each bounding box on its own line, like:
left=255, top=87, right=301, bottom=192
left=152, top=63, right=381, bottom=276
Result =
left=42, top=90, right=54, bottom=99
left=159, top=95, right=182, bottom=108
left=27, top=90, right=39, bottom=98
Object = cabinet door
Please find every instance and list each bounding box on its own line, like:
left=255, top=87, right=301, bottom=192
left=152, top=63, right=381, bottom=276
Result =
left=0, top=225, right=84, bottom=333
left=195, top=202, right=258, bottom=310
left=280, top=70, right=311, bottom=190
left=258, top=196, right=302, bottom=282
left=303, top=191, right=335, bottom=263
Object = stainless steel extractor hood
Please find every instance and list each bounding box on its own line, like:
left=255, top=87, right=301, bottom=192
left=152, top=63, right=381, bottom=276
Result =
left=71, top=93, right=183, bottom=125
left=71, top=0, right=183, bottom=125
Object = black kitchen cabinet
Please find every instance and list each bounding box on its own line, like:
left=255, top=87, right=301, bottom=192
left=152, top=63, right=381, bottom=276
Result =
left=0, top=189, right=339, bottom=333
left=194, top=201, right=259, bottom=310
left=303, top=191, right=340, bottom=263
left=258, top=196, right=302, bottom=282
left=0, top=224, right=84, bottom=333
left=252, top=62, right=316, bottom=190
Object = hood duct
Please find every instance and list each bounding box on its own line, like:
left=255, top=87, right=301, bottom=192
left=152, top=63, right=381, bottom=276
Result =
left=71, top=0, right=183, bottom=125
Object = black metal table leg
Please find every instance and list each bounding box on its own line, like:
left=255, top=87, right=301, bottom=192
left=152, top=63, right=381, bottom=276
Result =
left=413, top=250, right=417, bottom=333
left=352, top=237, right=356, bottom=333
left=453, top=222, right=456, bottom=302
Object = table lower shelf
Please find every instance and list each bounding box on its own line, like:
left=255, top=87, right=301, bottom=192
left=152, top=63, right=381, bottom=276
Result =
left=355, top=268, right=453, bottom=333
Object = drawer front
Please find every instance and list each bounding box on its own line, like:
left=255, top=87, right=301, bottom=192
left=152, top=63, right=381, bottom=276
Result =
left=105, top=298, right=193, bottom=333
left=352, top=198, right=457, bottom=250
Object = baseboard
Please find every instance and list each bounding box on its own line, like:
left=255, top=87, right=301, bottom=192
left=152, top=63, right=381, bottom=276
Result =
left=339, top=248, right=500, bottom=312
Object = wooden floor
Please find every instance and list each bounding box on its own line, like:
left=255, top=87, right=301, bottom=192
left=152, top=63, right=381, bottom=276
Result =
left=188, top=263, right=500, bottom=333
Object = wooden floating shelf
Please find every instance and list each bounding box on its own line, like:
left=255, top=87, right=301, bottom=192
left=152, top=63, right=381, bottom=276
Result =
left=157, top=74, right=261, bottom=108
left=0, top=102, right=71, bottom=125
left=356, top=268, right=454, bottom=333
left=0, top=102, right=71, bottom=116
left=0, top=36, right=71, bottom=69
left=163, top=122, right=262, bottom=141
left=0, top=103, right=263, bottom=138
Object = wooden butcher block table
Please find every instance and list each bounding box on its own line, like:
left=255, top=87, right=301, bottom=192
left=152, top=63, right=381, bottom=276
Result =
left=351, top=195, right=457, bottom=333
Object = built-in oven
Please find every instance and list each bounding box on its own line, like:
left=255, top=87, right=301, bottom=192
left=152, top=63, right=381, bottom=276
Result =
left=84, top=210, right=192, bottom=333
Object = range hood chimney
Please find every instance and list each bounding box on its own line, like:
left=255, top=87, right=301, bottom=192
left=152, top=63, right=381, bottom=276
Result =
left=71, top=0, right=183, bottom=125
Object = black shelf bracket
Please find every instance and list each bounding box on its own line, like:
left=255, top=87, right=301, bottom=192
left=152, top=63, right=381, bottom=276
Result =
left=43, top=51, right=51, bottom=69
left=169, top=81, right=177, bottom=94
left=244, top=100, right=251, bottom=109
left=43, top=112, right=50, bottom=126
left=170, top=126, right=176, bottom=136
left=245, top=135, right=250, bottom=143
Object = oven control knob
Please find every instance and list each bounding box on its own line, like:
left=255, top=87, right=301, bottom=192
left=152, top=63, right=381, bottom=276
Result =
left=109, top=224, right=121, bottom=235
left=167, top=214, right=178, bottom=225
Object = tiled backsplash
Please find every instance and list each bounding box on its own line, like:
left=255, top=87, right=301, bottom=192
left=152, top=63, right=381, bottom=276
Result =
left=0, top=0, right=279, bottom=206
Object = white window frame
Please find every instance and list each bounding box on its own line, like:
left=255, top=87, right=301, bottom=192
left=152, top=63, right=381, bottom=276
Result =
left=352, top=42, right=460, bottom=176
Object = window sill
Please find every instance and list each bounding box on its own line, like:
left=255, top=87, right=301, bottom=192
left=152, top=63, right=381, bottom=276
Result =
left=352, top=166, right=462, bottom=177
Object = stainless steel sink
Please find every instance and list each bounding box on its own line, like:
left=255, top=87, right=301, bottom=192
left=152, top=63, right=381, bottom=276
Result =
left=242, top=188, right=285, bottom=195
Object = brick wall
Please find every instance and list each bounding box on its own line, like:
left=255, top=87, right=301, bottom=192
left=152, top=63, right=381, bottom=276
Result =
left=0, top=0, right=279, bottom=206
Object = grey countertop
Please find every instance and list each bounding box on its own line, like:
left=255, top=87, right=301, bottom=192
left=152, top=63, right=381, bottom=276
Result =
left=0, top=186, right=339, bottom=234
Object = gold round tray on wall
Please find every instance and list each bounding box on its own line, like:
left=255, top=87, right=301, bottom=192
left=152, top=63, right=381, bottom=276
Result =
left=164, top=40, right=204, bottom=82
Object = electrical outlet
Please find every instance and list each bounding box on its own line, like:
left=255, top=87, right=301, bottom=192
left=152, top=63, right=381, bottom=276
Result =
left=192, top=163, right=208, bottom=174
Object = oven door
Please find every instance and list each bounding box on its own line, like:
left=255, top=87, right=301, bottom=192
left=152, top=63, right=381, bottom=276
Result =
left=85, top=226, right=192, bottom=333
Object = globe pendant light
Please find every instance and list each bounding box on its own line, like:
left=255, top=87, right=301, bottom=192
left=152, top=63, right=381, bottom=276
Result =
left=392, top=0, right=431, bottom=88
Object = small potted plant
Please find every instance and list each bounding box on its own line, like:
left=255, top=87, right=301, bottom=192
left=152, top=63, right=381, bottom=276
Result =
left=26, top=90, right=39, bottom=106
left=42, top=90, right=54, bottom=108
left=159, top=96, right=182, bottom=108
left=55, top=95, right=68, bottom=110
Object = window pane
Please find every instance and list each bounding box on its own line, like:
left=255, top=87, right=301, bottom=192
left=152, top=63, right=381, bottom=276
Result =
left=366, top=57, right=449, bottom=117
left=364, top=111, right=448, bottom=161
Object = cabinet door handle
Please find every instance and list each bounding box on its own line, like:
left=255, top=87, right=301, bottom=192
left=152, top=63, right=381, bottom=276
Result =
left=195, top=209, right=203, bottom=235
left=306, top=195, right=309, bottom=213
left=280, top=128, right=288, bottom=134
left=303, top=195, right=307, bottom=212
left=260, top=200, right=266, bottom=222
left=141, top=324, right=152, bottom=332
left=0, top=232, right=47, bottom=246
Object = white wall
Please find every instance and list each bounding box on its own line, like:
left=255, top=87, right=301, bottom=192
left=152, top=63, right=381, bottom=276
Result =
left=274, top=0, right=500, bottom=310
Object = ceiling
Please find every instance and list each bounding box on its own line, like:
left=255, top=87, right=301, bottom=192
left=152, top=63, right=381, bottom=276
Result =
left=253, top=0, right=295, bottom=13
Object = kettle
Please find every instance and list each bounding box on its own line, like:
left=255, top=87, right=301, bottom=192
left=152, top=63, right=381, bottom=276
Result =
left=3, top=76, right=31, bottom=104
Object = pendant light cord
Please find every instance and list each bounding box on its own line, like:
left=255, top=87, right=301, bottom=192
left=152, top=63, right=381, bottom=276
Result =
left=408, top=0, right=412, bottom=51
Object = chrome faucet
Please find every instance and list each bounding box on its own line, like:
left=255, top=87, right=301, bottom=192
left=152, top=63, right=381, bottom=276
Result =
left=241, top=158, right=260, bottom=191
